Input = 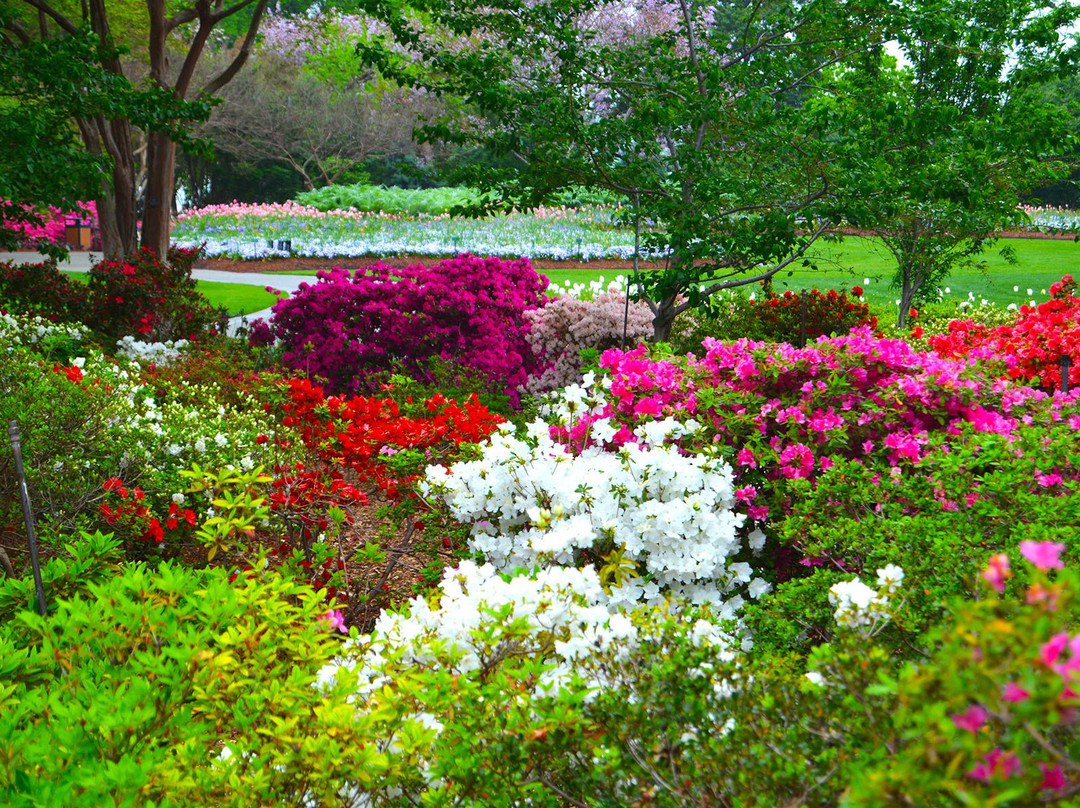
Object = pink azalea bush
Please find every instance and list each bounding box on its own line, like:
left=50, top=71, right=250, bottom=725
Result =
left=6, top=202, right=97, bottom=245
left=559, top=329, right=1073, bottom=517
left=252, top=254, right=548, bottom=404
left=523, top=287, right=654, bottom=394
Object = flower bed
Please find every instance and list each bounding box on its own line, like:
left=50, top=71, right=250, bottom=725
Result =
left=172, top=200, right=647, bottom=261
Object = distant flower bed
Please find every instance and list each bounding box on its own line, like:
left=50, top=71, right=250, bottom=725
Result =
left=172, top=200, right=650, bottom=261
left=1020, top=204, right=1080, bottom=233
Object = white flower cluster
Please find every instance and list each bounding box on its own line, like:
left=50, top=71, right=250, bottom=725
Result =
left=422, top=385, right=769, bottom=615
left=115, top=335, right=190, bottom=365
left=828, top=564, right=904, bottom=630
left=322, top=561, right=738, bottom=700
left=0, top=311, right=88, bottom=347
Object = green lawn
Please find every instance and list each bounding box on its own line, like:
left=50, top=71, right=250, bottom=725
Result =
left=64, top=272, right=276, bottom=316
left=261, top=236, right=1080, bottom=310
left=195, top=282, right=276, bottom=316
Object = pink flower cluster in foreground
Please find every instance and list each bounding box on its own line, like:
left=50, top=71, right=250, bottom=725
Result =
left=551, top=329, right=1080, bottom=526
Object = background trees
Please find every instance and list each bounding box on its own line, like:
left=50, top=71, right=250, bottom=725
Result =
left=0, top=17, right=200, bottom=254
left=2, top=0, right=272, bottom=259
left=354, top=0, right=892, bottom=340
left=201, top=12, right=445, bottom=193
left=816, top=0, right=1079, bottom=328
left=355, top=0, right=1079, bottom=339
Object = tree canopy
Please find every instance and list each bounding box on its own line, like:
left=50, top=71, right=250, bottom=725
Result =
left=354, top=0, right=1079, bottom=339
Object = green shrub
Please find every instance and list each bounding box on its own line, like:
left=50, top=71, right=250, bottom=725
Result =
left=295, top=182, right=482, bottom=215
left=668, top=282, right=872, bottom=355
left=753, top=421, right=1080, bottom=656
left=0, top=562, right=408, bottom=807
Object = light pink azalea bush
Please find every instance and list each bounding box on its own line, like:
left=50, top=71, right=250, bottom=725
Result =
left=523, top=287, right=654, bottom=394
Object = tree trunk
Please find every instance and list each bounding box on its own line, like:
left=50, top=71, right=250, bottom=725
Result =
left=651, top=301, right=677, bottom=343
left=83, top=117, right=139, bottom=260
left=141, top=130, right=176, bottom=257
left=896, top=260, right=916, bottom=329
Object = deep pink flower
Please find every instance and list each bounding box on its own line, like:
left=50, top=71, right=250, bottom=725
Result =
left=321, top=609, right=348, bottom=634
left=1041, top=633, right=1070, bottom=668
left=1040, top=763, right=1067, bottom=791
left=981, top=554, right=1011, bottom=594
left=1002, top=682, right=1030, bottom=703
left=952, top=705, right=988, bottom=734
left=968, top=748, right=1021, bottom=782
left=1020, top=541, right=1066, bottom=571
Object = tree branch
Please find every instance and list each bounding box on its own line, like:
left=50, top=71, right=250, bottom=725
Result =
left=17, top=0, right=78, bottom=35
left=199, top=0, right=268, bottom=97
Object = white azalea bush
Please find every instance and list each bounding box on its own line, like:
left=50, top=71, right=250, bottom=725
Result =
left=115, top=335, right=190, bottom=365
left=316, top=560, right=749, bottom=806
left=421, top=386, right=770, bottom=612
left=0, top=318, right=284, bottom=554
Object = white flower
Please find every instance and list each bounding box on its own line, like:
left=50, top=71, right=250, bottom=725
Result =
left=214, top=433, right=227, bottom=447
left=172, top=493, right=186, bottom=504
left=876, top=564, right=904, bottom=593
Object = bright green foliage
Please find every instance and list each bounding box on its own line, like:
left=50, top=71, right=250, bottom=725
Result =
left=758, top=421, right=1080, bottom=656
left=0, top=562, right=406, bottom=807
left=0, top=531, right=121, bottom=626
left=813, top=0, right=1079, bottom=327
left=181, top=463, right=272, bottom=562
left=296, top=182, right=482, bottom=214
left=842, top=565, right=1080, bottom=805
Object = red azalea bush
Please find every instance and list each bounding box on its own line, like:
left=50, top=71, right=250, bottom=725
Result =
left=751, top=283, right=875, bottom=343
left=252, top=254, right=548, bottom=405
left=280, top=377, right=505, bottom=500
left=670, top=282, right=873, bottom=355
left=98, top=477, right=197, bottom=552
left=84, top=246, right=219, bottom=341
left=0, top=246, right=218, bottom=341
left=929, top=275, right=1080, bottom=390
left=0, top=258, right=88, bottom=321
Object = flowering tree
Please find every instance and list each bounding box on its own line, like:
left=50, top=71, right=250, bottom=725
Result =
left=354, top=0, right=890, bottom=341
left=205, top=12, right=444, bottom=191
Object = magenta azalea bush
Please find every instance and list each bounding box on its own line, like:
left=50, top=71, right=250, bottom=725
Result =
left=252, top=254, right=549, bottom=403
left=543, top=330, right=1079, bottom=575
